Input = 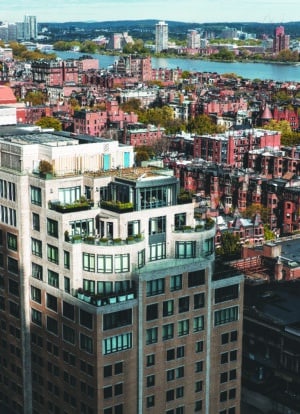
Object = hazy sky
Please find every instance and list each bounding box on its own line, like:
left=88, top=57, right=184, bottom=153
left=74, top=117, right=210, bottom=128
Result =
left=1, top=0, right=299, bottom=23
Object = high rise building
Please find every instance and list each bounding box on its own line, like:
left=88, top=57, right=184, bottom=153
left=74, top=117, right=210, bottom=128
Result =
left=155, top=21, right=168, bottom=53
left=273, top=25, right=290, bottom=53
left=23, top=15, right=37, bottom=40
left=187, top=30, right=201, bottom=49
left=0, top=129, right=244, bottom=414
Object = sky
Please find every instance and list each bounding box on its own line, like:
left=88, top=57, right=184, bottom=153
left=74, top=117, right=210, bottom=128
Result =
left=1, top=0, right=299, bottom=23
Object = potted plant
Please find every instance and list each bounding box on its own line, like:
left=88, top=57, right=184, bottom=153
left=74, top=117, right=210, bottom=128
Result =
left=99, top=237, right=108, bottom=245
left=195, top=224, right=203, bottom=232
left=85, top=236, right=95, bottom=244
left=126, top=235, right=135, bottom=244
left=39, top=159, right=53, bottom=178
left=72, top=234, right=82, bottom=243
left=64, top=230, right=70, bottom=241
left=113, top=238, right=122, bottom=245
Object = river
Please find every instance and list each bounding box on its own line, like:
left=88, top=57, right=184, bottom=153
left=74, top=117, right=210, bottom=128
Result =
left=55, top=51, right=300, bottom=83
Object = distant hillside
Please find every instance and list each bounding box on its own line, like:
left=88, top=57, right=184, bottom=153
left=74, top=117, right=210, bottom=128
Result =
left=41, top=20, right=300, bottom=42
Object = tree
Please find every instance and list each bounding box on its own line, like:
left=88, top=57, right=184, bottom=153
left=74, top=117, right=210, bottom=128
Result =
left=187, top=114, right=219, bottom=134
left=25, top=91, right=47, bottom=106
left=241, top=203, right=269, bottom=223
left=35, top=117, right=62, bottom=131
left=217, top=231, right=241, bottom=258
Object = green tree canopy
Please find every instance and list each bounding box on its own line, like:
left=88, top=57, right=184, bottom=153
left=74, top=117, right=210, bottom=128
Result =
left=187, top=114, right=220, bottom=134
left=216, top=231, right=241, bottom=258
left=35, top=116, right=62, bottom=131
left=25, top=90, right=47, bottom=106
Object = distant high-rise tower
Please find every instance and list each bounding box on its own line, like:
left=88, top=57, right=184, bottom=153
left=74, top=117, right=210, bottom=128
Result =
left=187, top=30, right=201, bottom=49
left=273, top=25, right=290, bottom=53
left=23, top=15, right=37, bottom=40
left=155, top=21, right=168, bottom=53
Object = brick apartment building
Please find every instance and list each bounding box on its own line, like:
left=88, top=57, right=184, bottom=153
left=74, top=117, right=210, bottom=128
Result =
left=0, top=128, right=244, bottom=414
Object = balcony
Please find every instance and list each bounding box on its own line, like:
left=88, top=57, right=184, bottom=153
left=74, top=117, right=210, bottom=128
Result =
left=76, top=289, right=136, bottom=307
left=100, top=200, right=134, bottom=213
left=49, top=199, right=92, bottom=213
left=65, top=233, right=144, bottom=246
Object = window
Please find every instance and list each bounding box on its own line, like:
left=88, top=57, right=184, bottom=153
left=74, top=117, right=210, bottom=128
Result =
left=31, top=286, right=41, bottom=303
left=146, top=278, right=164, bottom=296
left=204, top=237, right=214, bottom=256
left=167, top=348, right=175, bottom=361
left=32, top=213, right=40, bottom=231
left=162, top=323, right=174, bottom=341
left=193, top=316, right=204, bottom=332
left=47, top=316, right=58, bottom=335
left=103, top=309, right=132, bottom=330
left=80, top=309, right=93, bottom=329
left=97, top=255, right=113, bottom=273
left=230, top=350, right=237, bottom=361
left=115, top=254, right=129, bottom=273
left=149, top=242, right=166, bottom=261
left=146, top=327, right=158, bottom=344
left=229, top=369, right=237, bottom=380
left=138, top=249, right=145, bottom=269
left=175, top=213, right=186, bottom=230
left=8, top=257, right=18, bottom=274
left=170, top=274, right=182, bottom=291
left=149, top=216, right=166, bottom=234
left=32, top=308, right=42, bottom=326
left=47, top=219, right=59, bottom=238
left=146, top=395, right=155, bottom=408
left=221, top=353, right=228, bottom=364
left=46, top=294, right=57, bottom=312
left=215, top=284, right=239, bottom=303
left=178, top=320, right=189, bottom=337
left=63, top=325, right=75, bottom=345
left=147, top=375, right=155, bottom=387
left=115, top=361, right=123, bottom=375
left=63, top=301, right=74, bottom=320
left=215, top=306, right=238, bottom=326
left=178, top=296, right=189, bottom=313
left=177, top=346, right=185, bottom=358
left=163, top=300, right=174, bottom=317
left=64, top=251, right=70, bottom=269
left=195, top=400, right=202, bottom=412
left=220, top=391, right=227, bottom=402
left=229, top=388, right=236, bottom=400
left=128, top=220, right=140, bottom=237
left=32, top=238, right=42, bottom=257
left=194, top=293, right=205, bottom=309
left=83, top=253, right=95, bottom=272
left=221, top=333, right=229, bottom=345
left=103, top=386, right=112, bottom=399
left=47, top=244, right=59, bottom=264
left=103, top=333, right=132, bottom=355
left=195, top=380, right=203, bottom=392
left=48, top=270, right=59, bottom=288
left=166, top=389, right=174, bottom=402
left=175, top=241, right=196, bottom=258
left=176, top=367, right=184, bottom=379
left=195, top=361, right=203, bottom=373
left=80, top=334, right=93, bottom=354
left=146, top=304, right=158, bottom=321
left=188, top=270, right=205, bottom=287
left=32, top=263, right=43, bottom=280
left=176, top=386, right=184, bottom=398
left=115, top=383, right=123, bottom=396
left=228, top=407, right=236, bottom=414
left=146, top=354, right=155, bottom=366
left=7, top=233, right=17, bottom=251
left=31, top=186, right=42, bottom=206
left=220, top=372, right=228, bottom=383
left=64, top=277, right=70, bottom=293
left=231, top=330, right=238, bottom=342
left=58, top=186, right=80, bottom=204
left=97, top=281, right=113, bottom=295
left=195, top=341, right=204, bottom=353
left=9, top=279, right=19, bottom=296
left=104, top=365, right=112, bottom=378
